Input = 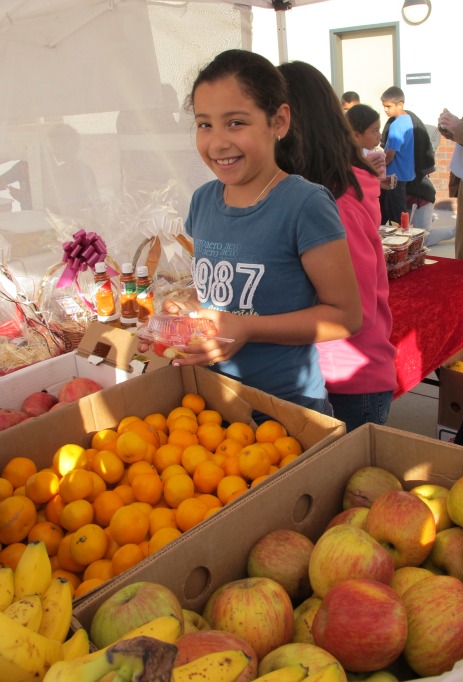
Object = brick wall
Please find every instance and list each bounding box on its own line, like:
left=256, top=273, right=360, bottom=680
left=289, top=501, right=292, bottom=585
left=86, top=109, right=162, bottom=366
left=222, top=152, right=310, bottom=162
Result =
left=434, top=135, right=458, bottom=211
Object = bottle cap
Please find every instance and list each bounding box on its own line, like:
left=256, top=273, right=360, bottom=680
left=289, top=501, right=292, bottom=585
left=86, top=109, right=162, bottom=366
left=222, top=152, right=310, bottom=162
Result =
left=94, top=261, right=107, bottom=273
left=136, top=265, right=149, bottom=278
left=122, top=262, right=134, bottom=274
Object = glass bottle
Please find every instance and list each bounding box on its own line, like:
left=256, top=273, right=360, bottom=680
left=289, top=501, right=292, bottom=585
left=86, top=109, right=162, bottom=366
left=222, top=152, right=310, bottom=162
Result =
left=93, top=261, right=119, bottom=323
left=136, top=265, right=154, bottom=325
left=120, top=262, right=138, bottom=327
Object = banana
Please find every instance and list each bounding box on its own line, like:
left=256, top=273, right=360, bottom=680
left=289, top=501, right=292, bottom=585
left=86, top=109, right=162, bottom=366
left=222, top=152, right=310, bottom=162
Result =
left=4, top=594, right=43, bottom=631
left=305, top=662, right=347, bottom=681
left=14, top=541, right=52, bottom=600
left=117, top=613, right=183, bottom=645
left=256, top=664, right=309, bottom=681
left=0, top=566, right=15, bottom=610
left=0, top=610, right=63, bottom=682
left=62, top=628, right=90, bottom=660
left=172, top=649, right=251, bottom=682
left=38, top=577, right=73, bottom=643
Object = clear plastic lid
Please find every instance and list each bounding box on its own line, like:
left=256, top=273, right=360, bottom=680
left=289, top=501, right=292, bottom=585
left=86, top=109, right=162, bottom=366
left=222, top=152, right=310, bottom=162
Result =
left=136, top=311, right=233, bottom=346
left=382, top=235, right=410, bottom=248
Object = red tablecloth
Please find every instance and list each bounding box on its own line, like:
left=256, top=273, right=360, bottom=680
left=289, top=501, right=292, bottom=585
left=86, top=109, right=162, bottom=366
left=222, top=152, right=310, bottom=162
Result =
left=389, top=255, right=463, bottom=399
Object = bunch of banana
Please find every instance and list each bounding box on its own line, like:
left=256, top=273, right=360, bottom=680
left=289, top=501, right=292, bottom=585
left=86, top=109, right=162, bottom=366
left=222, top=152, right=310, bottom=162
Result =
left=0, top=566, right=15, bottom=610
left=13, top=541, right=52, bottom=601
left=172, top=649, right=251, bottom=682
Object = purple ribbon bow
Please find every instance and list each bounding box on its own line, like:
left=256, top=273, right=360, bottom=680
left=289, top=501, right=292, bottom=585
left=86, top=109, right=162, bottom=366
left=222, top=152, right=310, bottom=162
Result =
left=57, top=229, right=118, bottom=289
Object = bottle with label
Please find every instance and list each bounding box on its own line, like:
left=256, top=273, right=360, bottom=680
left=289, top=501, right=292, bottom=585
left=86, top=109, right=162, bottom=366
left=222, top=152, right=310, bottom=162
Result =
left=136, top=265, right=155, bottom=325
left=120, top=262, right=138, bottom=327
left=93, top=261, right=119, bottom=324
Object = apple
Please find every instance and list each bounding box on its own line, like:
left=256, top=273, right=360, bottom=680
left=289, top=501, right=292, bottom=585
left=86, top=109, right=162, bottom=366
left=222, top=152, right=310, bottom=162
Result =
left=389, top=566, right=434, bottom=597
left=402, top=575, right=463, bottom=676
left=446, top=476, right=463, bottom=527
left=58, top=376, right=103, bottom=403
left=182, top=609, right=211, bottom=634
left=308, top=525, right=394, bottom=598
left=325, top=507, right=369, bottom=531
left=312, top=578, right=407, bottom=673
left=174, top=629, right=258, bottom=681
left=292, top=595, right=322, bottom=643
left=202, top=577, right=293, bottom=661
left=90, top=581, right=184, bottom=648
left=21, top=391, right=58, bottom=417
left=426, top=526, right=463, bottom=580
left=409, top=483, right=453, bottom=532
left=0, top=407, right=28, bottom=431
left=364, top=490, right=436, bottom=568
left=257, top=643, right=347, bottom=679
left=246, top=529, right=314, bottom=603
left=342, top=466, right=402, bottom=510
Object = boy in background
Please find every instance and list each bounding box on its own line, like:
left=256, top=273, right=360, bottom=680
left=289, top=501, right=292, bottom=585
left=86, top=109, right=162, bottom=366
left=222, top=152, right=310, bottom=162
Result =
left=341, top=91, right=360, bottom=113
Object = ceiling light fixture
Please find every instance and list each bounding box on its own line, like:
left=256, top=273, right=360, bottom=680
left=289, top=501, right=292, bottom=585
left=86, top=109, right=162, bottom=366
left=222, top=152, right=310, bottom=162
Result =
left=402, top=0, right=432, bottom=25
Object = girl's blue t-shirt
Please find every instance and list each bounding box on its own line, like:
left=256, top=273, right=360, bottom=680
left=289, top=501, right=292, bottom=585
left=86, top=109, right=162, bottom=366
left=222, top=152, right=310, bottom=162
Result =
left=185, top=174, right=346, bottom=410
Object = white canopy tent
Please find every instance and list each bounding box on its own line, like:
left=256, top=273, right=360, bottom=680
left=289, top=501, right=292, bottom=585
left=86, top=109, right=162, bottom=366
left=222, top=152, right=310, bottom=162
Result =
left=0, top=0, right=326, bottom=284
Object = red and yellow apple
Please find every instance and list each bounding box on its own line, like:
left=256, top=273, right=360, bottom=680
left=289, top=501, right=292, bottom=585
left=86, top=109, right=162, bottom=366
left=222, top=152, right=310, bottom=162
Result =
left=312, top=578, right=408, bottom=672
left=342, top=466, right=402, bottom=510
left=292, top=595, right=322, bottom=643
left=446, top=476, right=463, bottom=527
left=389, top=565, right=434, bottom=598
left=364, top=490, right=436, bottom=568
left=308, top=525, right=394, bottom=598
left=409, top=483, right=453, bottom=532
left=325, top=507, right=369, bottom=531
left=426, top=526, right=463, bottom=580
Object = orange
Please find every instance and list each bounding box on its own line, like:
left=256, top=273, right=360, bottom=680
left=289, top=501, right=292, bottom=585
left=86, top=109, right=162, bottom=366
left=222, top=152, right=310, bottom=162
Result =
left=144, top=412, right=168, bottom=434
left=181, top=445, right=211, bottom=475
left=216, top=475, right=248, bottom=505
left=0, top=477, right=14, bottom=501
left=226, top=422, right=256, bottom=447
left=130, top=501, right=153, bottom=517
left=260, top=442, right=281, bottom=466
left=227, top=488, right=248, bottom=504
left=85, top=471, right=107, bottom=502
left=196, top=493, right=222, bottom=510
left=255, top=419, right=288, bottom=443
left=250, top=474, right=271, bottom=488
left=193, top=460, right=225, bottom=494
left=91, top=428, right=119, bottom=451
left=139, top=540, right=150, bottom=558
left=163, top=473, right=195, bottom=509
left=148, top=507, right=178, bottom=536
left=111, top=543, right=144, bottom=575
left=268, top=465, right=279, bottom=475
left=103, top=527, right=120, bottom=560
left=69, top=523, right=108, bottom=566
left=58, top=469, right=93, bottom=504
left=160, top=464, right=188, bottom=482
left=148, top=527, right=182, bottom=554
left=13, top=486, right=26, bottom=497
left=91, top=450, right=125, bottom=485
left=45, top=494, right=66, bottom=526
left=83, top=558, right=114, bottom=583
left=143, top=443, right=156, bottom=465
left=168, top=429, right=198, bottom=450
left=238, top=444, right=271, bottom=480
left=215, top=438, right=243, bottom=458
left=93, top=490, right=125, bottom=527
left=116, top=431, right=149, bottom=464
left=120, top=420, right=160, bottom=447
left=2, top=457, right=37, bottom=489
left=274, top=436, right=303, bottom=459
left=196, top=423, right=225, bottom=452
left=175, top=497, right=208, bottom=532
left=204, top=507, right=222, bottom=520
left=182, top=393, right=206, bottom=415
left=166, top=406, right=196, bottom=428
left=197, top=409, right=222, bottom=426
left=74, top=578, right=104, bottom=599
left=127, top=461, right=155, bottom=484
left=25, top=470, right=60, bottom=505
left=153, top=444, right=183, bottom=474
left=113, top=484, right=135, bottom=505
left=0, top=495, right=37, bottom=544
left=52, top=444, right=88, bottom=476
left=84, top=449, right=99, bottom=469
left=51, top=569, right=81, bottom=596
left=156, top=430, right=168, bottom=446
left=117, top=416, right=142, bottom=433
left=211, top=452, right=227, bottom=468
left=169, top=415, right=199, bottom=434
left=0, top=542, right=27, bottom=570
left=59, top=499, right=94, bottom=532
left=28, top=521, right=64, bottom=555
left=50, top=554, right=60, bottom=571
left=109, top=505, right=149, bottom=545
left=56, top=533, right=85, bottom=573
left=279, top=454, right=300, bottom=468
left=221, top=455, right=241, bottom=477
left=131, top=473, right=163, bottom=505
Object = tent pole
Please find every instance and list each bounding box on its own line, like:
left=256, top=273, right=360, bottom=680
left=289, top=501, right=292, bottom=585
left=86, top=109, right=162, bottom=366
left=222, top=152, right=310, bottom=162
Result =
left=276, top=10, right=288, bottom=64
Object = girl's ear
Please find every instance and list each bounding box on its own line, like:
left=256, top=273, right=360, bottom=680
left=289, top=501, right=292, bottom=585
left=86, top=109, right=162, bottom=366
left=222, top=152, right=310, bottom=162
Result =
left=274, top=103, right=291, bottom=140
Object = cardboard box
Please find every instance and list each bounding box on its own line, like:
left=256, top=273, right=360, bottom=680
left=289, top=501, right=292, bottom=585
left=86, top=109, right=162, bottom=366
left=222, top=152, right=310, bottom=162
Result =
left=438, top=349, right=463, bottom=431
left=0, top=321, right=168, bottom=411
left=436, top=423, right=458, bottom=442
left=72, top=423, right=463, bottom=682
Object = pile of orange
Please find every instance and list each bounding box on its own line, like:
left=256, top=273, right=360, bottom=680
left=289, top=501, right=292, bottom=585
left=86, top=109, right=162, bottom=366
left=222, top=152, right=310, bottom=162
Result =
left=0, top=393, right=303, bottom=598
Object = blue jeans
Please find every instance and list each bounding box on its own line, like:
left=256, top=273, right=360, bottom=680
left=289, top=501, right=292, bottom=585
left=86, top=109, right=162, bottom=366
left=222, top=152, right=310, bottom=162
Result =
left=328, top=391, right=393, bottom=433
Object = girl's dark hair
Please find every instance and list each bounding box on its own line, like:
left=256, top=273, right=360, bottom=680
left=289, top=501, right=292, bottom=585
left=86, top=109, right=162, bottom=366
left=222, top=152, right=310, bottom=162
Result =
left=276, top=61, right=377, bottom=200
left=346, top=103, right=380, bottom=134
left=187, top=49, right=290, bottom=124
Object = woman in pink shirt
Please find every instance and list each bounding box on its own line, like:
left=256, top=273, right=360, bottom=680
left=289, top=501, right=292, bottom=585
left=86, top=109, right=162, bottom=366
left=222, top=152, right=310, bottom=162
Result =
left=277, top=61, right=397, bottom=431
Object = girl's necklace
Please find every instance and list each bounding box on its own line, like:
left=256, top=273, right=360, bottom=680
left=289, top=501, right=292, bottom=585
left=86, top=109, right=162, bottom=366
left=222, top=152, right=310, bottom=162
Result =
left=224, top=168, right=282, bottom=206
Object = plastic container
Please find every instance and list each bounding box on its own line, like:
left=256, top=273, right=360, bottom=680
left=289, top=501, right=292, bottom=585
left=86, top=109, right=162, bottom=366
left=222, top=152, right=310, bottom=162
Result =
left=381, top=235, right=411, bottom=264
left=379, top=226, right=397, bottom=238
left=119, top=262, right=138, bottom=326
left=383, top=245, right=394, bottom=266
left=410, top=247, right=428, bottom=270
left=399, top=228, right=427, bottom=255
left=93, top=262, right=119, bottom=324
left=136, top=265, right=155, bottom=325
left=387, top=258, right=412, bottom=280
